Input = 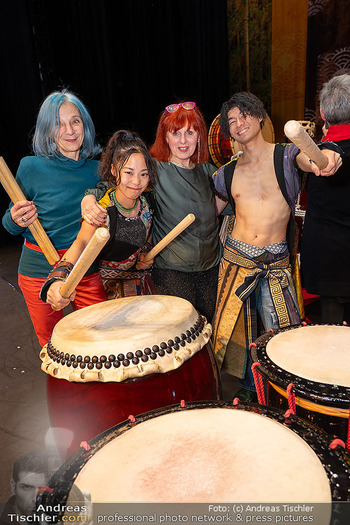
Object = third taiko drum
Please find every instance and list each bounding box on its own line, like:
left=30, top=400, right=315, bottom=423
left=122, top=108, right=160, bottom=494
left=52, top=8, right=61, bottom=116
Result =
left=38, top=401, right=350, bottom=525
left=40, top=295, right=219, bottom=455
left=250, top=324, right=350, bottom=445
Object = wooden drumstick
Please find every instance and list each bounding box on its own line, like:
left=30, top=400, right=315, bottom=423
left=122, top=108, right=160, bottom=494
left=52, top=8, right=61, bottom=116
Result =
left=0, top=156, right=60, bottom=265
left=59, top=227, right=110, bottom=298
left=143, top=213, right=195, bottom=262
left=284, top=120, right=328, bottom=169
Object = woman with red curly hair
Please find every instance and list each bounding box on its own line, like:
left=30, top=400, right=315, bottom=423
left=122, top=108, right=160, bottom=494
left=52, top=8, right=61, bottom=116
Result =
left=148, top=102, right=221, bottom=323
left=82, top=102, right=221, bottom=322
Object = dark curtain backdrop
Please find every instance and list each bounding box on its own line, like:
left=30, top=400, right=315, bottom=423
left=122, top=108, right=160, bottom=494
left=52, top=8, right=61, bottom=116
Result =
left=305, top=0, right=350, bottom=138
left=0, top=0, right=228, bottom=243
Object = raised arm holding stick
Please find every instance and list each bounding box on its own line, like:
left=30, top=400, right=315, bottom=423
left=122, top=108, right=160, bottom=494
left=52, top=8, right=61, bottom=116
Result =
left=284, top=120, right=328, bottom=170
left=211, top=91, right=342, bottom=400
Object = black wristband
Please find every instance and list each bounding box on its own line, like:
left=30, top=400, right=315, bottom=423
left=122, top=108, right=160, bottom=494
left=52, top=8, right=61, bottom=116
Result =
left=39, top=277, right=65, bottom=303
left=39, top=261, right=74, bottom=303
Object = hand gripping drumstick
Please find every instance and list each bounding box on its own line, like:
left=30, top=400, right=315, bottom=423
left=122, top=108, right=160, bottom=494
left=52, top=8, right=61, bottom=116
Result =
left=143, top=213, right=195, bottom=263
left=59, top=227, right=110, bottom=298
left=0, top=156, right=60, bottom=265
left=284, top=120, right=328, bottom=170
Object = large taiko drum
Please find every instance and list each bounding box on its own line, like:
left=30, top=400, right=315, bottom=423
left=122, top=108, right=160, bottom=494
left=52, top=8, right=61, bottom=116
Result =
left=250, top=324, right=350, bottom=443
left=40, top=295, right=220, bottom=455
left=38, top=401, right=350, bottom=523
left=208, top=114, right=236, bottom=167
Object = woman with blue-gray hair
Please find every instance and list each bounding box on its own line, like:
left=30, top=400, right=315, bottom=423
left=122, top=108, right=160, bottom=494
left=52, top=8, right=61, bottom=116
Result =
left=2, top=89, right=107, bottom=347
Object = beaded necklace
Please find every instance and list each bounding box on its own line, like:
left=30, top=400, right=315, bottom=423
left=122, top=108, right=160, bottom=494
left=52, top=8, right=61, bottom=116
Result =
left=110, top=190, right=139, bottom=213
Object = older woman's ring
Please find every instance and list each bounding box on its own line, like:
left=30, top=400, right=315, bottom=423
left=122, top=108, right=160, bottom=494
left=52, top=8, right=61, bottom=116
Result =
left=22, top=216, right=27, bottom=224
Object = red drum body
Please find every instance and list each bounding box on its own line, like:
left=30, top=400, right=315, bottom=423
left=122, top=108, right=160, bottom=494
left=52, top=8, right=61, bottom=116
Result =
left=41, top=296, right=220, bottom=456
left=46, top=344, right=218, bottom=453
left=208, top=114, right=235, bottom=167
left=250, top=324, right=350, bottom=444
left=38, top=401, right=350, bottom=522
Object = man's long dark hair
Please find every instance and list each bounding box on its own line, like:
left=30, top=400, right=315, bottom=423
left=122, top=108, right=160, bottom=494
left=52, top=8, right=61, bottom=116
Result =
left=219, top=91, right=267, bottom=138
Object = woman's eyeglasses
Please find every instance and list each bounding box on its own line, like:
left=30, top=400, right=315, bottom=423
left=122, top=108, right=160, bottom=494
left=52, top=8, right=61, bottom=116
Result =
left=165, top=102, right=197, bottom=114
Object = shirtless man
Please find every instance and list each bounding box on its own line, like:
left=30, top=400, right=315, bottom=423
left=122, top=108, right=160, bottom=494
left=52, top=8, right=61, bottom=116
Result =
left=212, top=92, right=342, bottom=399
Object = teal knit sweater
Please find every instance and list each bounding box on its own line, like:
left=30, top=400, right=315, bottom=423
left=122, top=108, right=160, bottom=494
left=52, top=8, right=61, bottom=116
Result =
left=2, top=154, right=100, bottom=277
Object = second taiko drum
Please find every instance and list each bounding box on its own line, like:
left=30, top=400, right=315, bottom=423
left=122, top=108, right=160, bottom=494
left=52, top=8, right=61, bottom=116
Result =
left=40, top=295, right=220, bottom=455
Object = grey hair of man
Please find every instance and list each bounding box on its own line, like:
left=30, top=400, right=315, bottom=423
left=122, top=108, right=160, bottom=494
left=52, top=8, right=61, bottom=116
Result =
left=319, top=73, right=350, bottom=126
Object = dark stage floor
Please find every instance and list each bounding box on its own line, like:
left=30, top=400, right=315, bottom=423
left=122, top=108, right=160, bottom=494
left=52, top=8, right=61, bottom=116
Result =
left=0, top=240, right=49, bottom=499
left=0, top=239, right=323, bottom=499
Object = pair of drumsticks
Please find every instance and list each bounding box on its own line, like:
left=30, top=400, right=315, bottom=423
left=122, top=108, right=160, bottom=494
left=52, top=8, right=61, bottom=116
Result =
left=0, top=121, right=328, bottom=299
left=0, top=155, right=195, bottom=298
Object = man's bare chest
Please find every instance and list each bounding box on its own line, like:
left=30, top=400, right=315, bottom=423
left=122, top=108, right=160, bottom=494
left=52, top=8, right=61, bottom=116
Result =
left=231, top=161, right=285, bottom=203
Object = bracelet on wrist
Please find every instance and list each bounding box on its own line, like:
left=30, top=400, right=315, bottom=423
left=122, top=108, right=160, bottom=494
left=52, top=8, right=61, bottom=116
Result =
left=140, top=241, right=152, bottom=254
left=39, top=261, right=74, bottom=302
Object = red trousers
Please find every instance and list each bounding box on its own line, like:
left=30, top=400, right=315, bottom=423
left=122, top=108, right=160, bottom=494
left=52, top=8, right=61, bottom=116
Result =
left=18, top=272, right=107, bottom=348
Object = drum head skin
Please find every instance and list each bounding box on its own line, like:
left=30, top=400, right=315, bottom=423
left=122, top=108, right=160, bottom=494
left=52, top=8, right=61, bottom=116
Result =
left=40, top=295, right=212, bottom=383
left=251, top=324, right=350, bottom=409
left=266, top=325, right=350, bottom=388
left=72, top=408, right=332, bottom=503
